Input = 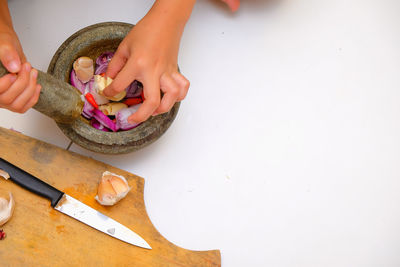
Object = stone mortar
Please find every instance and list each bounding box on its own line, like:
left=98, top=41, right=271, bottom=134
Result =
left=48, top=22, right=180, bottom=154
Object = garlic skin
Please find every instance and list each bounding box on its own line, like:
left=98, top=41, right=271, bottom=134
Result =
left=73, top=57, right=94, bottom=83
left=89, top=85, right=110, bottom=106
left=0, top=169, right=10, bottom=180
left=0, top=193, right=14, bottom=226
left=95, top=171, right=131, bottom=206
left=93, top=75, right=126, bottom=101
left=99, top=102, right=128, bottom=116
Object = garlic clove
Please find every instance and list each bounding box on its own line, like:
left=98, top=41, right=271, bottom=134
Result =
left=0, top=169, right=10, bottom=180
left=93, top=75, right=126, bottom=101
left=95, top=171, right=131, bottom=206
left=0, top=193, right=14, bottom=226
left=73, top=57, right=94, bottom=83
left=96, top=178, right=116, bottom=205
left=99, top=103, right=128, bottom=116
left=89, top=83, right=109, bottom=106
left=108, top=175, right=129, bottom=194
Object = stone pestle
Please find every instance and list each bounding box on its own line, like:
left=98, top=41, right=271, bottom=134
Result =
left=0, top=62, right=83, bottom=124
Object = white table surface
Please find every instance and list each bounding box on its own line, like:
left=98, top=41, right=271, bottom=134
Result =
left=2, top=0, right=400, bottom=266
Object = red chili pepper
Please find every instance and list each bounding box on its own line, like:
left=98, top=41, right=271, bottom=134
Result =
left=123, top=97, right=143, bottom=106
left=85, top=93, right=98, bottom=109
left=0, top=229, right=6, bottom=240
left=100, top=73, right=106, bottom=77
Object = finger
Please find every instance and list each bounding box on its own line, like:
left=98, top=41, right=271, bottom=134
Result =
left=20, top=84, right=41, bottom=113
left=15, top=42, right=27, bottom=63
left=105, top=48, right=127, bottom=79
left=153, top=93, right=178, bottom=116
left=0, top=63, right=31, bottom=105
left=0, top=43, right=22, bottom=73
left=153, top=74, right=180, bottom=115
left=9, top=69, right=38, bottom=112
left=103, top=59, right=136, bottom=97
left=0, top=74, right=17, bottom=94
left=222, top=0, right=240, bottom=12
left=19, top=52, right=27, bottom=64
left=171, top=72, right=190, bottom=101
left=127, top=75, right=160, bottom=123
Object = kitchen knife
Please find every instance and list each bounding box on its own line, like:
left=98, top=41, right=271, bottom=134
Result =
left=0, top=157, right=151, bottom=249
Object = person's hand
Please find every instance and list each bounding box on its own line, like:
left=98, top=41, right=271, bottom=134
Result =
left=103, top=0, right=192, bottom=124
left=221, top=0, right=240, bottom=12
left=0, top=27, right=40, bottom=113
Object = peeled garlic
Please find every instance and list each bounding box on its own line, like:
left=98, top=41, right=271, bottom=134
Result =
left=94, top=75, right=126, bottom=101
left=99, top=102, right=128, bottom=116
left=0, top=193, right=14, bottom=226
left=73, top=57, right=94, bottom=83
left=95, top=171, right=131, bottom=206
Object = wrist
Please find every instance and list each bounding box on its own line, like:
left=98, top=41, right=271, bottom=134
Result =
left=147, top=0, right=196, bottom=32
left=0, top=24, right=14, bottom=35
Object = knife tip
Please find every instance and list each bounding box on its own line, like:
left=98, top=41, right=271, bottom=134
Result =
left=143, top=243, right=152, bottom=250
left=130, top=239, right=152, bottom=250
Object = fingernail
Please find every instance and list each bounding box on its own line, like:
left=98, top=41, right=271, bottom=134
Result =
left=152, top=112, right=159, bottom=116
left=31, top=69, right=38, bottom=79
left=8, top=61, right=19, bottom=73
left=128, top=119, right=138, bottom=124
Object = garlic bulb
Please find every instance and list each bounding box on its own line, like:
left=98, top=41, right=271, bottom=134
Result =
left=95, top=171, right=131, bottom=206
left=0, top=193, right=14, bottom=226
left=99, top=102, right=128, bottom=116
left=94, top=75, right=126, bottom=101
left=73, top=57, right=94, bottom=83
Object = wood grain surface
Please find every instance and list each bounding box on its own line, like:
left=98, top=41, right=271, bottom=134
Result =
left=0, top=127, right=220, bottom=266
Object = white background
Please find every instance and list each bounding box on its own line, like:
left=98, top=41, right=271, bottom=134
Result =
left=1, top=0, right=400, bottom=266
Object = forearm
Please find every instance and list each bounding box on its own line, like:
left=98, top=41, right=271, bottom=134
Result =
left=145, top=0, right=196, bottom=36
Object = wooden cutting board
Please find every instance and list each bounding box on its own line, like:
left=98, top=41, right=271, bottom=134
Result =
left=0, top=127, right=220, bottom=266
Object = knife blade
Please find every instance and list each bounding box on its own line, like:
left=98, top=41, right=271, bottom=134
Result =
left=0, top=157, right=151, bottom=249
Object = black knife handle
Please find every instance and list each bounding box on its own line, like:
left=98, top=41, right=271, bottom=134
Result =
left=0, top=157, right=64, bottom=207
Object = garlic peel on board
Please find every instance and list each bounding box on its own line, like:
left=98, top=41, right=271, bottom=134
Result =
left=0, top=193, right=14, bottom=226
left=95, top=171, right=131, bottom=206
left=0, top=169, right=10, bottom=180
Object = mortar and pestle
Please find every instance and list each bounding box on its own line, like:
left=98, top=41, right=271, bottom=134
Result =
left=0, top=22, right=179, bottom=154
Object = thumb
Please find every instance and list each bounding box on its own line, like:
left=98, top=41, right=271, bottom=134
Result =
left=105, top=49, right=127, bottom=79
left=222, top=0, right=240, bottom=12
left=0, top=44, right=22, bottom=73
